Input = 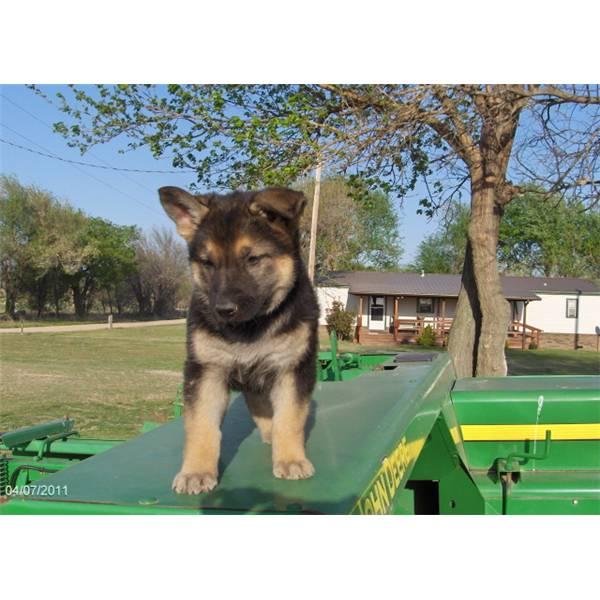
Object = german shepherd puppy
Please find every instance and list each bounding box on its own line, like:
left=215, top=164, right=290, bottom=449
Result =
left=159, top=186, right=319, bottom=494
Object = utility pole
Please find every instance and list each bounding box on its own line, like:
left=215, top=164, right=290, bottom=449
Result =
left=307, top=161, right=322, bottom=282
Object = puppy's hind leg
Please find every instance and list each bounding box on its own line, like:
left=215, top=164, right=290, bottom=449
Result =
left=244, top=391, right=273, bottom=444
left=172, top=364, right=230, bottom=495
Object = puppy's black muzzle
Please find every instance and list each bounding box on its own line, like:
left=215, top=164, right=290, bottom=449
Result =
left=215, top=301, right=239, bottom=321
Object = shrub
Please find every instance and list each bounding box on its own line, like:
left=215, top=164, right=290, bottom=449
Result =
left=417, top=324, right=436, bottom=347
left=528, top=341, right=538, bottom=350
left=325, top=300, right=356, bottom=341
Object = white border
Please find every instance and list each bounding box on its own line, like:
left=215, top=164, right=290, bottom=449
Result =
left=2, top=1, right=599, bottom=83
left=2, top=517, right=599, bottom=598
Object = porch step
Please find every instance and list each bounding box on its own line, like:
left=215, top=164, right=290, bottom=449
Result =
left=362, top=331, right=394, bottom=336
left=507, top=339, right=531, bottom=349
left=359, top=332, right=397, bottom=345
left=361, top=335, right=395, bottom=340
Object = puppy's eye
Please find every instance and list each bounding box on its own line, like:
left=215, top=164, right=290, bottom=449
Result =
left=247, top=254, right=268, bottom=266
left=198, top=257, right=214, bottom=268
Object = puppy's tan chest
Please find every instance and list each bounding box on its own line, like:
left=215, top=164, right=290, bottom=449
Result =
left=191, top=323, right=310, bottom=374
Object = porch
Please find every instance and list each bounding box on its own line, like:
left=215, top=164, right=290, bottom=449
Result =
left=353, top=294, right=543, bottom=349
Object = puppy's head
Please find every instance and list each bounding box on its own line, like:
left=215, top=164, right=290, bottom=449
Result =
left=159, top=186, right=307, bottom=326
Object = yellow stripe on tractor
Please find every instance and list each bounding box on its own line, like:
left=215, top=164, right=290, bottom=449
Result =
left=461, top=423, right=600, bottom=441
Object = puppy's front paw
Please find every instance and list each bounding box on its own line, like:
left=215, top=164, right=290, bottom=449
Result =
left=260, top=430, right=272, bottom=445
left=273, top=459, right=315, bottom=480
left=172, top=471, right=218, bottom=494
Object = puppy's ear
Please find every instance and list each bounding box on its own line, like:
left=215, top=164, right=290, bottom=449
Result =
left=158, top=186, right=211, bottom=242
left=249, top=187, right=307, bottom=223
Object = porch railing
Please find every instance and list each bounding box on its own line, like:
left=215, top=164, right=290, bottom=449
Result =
left=385, top=316, right=542, bottom=348
left=394, top=316, right=452, bottom=341
left=354, top=314, right=543, bottom=348
left=507, top=320, right=542, bottom=349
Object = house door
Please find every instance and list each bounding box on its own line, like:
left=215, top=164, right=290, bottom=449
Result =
left=369, top=295, right=385, bottom=331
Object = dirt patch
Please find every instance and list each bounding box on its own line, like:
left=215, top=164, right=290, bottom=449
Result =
left=7, top=367, right=69, bottom=380
left=143, top=369, right=182, bottom=378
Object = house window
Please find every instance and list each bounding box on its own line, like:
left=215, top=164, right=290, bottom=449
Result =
left=566, top=298, right=578, bottom=319
left=417, top=297, right=434, bottom=314
left=370, top=296, right=384, bottom=321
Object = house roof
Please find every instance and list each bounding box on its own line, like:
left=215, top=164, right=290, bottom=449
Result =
left=318, top=271, right=600, bottom=301
left=495, top=275, right=600, bottom=294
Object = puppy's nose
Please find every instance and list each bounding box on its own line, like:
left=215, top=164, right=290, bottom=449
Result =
left=215, top=301, right=238, bottom=320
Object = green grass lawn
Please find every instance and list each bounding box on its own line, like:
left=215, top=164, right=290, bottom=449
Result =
left=505, top=348, right=600, bottom=376
left=1, top=324, right=187, bottom=438
left=1, top=325, right=598, bottom=440
left=318, top=331, right=599, bottom=375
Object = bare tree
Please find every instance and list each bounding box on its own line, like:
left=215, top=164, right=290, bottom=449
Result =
left=132, top=228, right=189, bottom=317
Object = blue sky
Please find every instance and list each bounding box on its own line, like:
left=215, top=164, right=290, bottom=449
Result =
left=0, top=84, right=440, bottom=262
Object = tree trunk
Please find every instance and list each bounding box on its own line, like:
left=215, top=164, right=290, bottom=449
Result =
left=5, top=293, right=17, bottom=317
left=447, top=242, right=480, bottom=377
left=72, top=285, right=86, bottom=318
left=35, top=273, right=48, bottom=318
left=83, top=277, right=94, bottom=316
left=72, top=276, right=95, bottom=318
left=129, top=275, right=150, bottom=315
left=448, top=178, right=511, bottom=377
left=470, top=185, right=510, bottom=376
left=53, top=282, right=61, bottom=316
left=2, top=259, right=19, bottom=317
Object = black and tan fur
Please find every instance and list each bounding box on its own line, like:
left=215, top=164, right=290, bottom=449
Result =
left=159, top=186, right=319, bottom=494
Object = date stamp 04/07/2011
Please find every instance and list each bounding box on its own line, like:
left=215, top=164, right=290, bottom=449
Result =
left=4, top=484, right=69, bottom=497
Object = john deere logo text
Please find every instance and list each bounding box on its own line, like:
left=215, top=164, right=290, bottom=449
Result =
left=352, top=437, right=414, bottom=515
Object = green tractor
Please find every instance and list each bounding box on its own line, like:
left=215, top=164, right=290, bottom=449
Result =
left=1, top=332, right=598, bottom=514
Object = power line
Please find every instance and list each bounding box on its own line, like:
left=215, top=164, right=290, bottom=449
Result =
left=0, top=136, right=196, bottom=175
left=1, top=93, right=157, bottom=194
left=1, top=124, right=164, bottom=216
left=1, top=93, right=196, bottom=174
